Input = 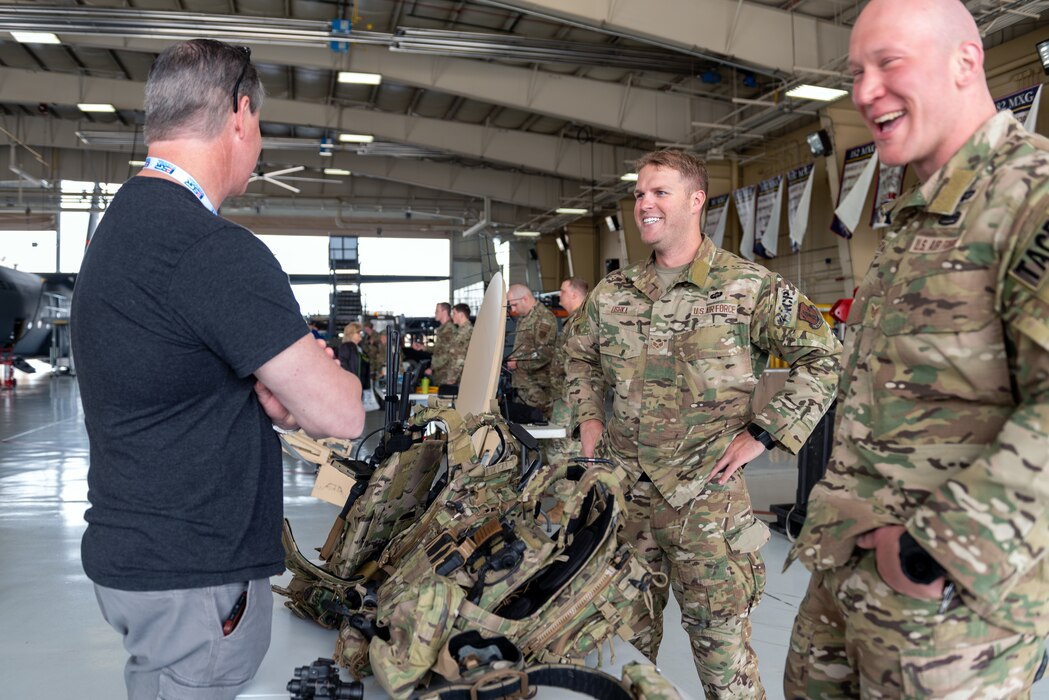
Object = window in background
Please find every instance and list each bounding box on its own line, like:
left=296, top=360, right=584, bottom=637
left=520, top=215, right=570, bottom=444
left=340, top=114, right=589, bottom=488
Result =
left=453, top=282, right=484, bottom=314
left=0, top=230, right=57, bottom=271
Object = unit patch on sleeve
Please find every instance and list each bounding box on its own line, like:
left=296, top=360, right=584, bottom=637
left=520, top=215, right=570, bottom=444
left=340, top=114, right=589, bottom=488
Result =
left=775, top=286, right=798, bottom=326
left=798, top=303, right=824, bottom=330
left=1010, top=221, right=1049, bottom=290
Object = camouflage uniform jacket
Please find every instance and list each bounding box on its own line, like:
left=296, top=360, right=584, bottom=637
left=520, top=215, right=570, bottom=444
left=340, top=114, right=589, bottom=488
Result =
left=550, top=308, right=583, bottom=403
left=790, top=111, right=1049, bottom=636
left=429, top=321, right=457, bottom=385
left=447, top=322, right=472, bottom=384
left=510, top=302, right=559, bottom=400
left=565, top=236, right=841, bottom=509
left=360, top=332, right=381, bottom=371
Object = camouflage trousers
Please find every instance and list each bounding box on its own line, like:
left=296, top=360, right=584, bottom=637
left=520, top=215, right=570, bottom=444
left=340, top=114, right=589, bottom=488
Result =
left=620, top=476, right=768, bottom=700
left=784, top=551, right=1046, bottom=699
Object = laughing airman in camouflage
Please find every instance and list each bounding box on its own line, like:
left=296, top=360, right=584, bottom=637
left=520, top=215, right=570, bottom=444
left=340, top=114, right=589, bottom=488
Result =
left=507, top=284, right=559, bottom=416
left=785, top=1, right=1049, bottom=698
left=565, top=149, right=841, bottom=699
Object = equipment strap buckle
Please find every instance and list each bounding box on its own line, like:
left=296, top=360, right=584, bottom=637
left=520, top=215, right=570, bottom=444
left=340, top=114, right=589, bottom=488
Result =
left=469, top=668, right=535, bottom=700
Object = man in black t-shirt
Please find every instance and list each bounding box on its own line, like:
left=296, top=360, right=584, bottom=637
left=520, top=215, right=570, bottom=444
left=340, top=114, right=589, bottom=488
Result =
left=71, top=39, right=364, bottom=700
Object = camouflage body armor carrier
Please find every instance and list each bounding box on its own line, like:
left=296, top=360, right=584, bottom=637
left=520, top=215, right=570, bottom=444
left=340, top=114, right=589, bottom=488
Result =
left=276, top=407, right=665, bottom=700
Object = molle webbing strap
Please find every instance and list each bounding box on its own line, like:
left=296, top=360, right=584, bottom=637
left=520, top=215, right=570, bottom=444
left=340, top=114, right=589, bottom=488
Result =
left=422, top=665, right=635, bottom=700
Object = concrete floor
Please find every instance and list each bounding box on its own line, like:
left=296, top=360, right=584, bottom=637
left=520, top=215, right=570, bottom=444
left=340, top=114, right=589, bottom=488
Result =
left=2, top=366, right=1045, bottom=699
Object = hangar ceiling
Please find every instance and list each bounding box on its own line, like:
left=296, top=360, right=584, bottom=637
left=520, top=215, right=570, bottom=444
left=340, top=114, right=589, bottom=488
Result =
left=0, top=0, right=1045, bottom=237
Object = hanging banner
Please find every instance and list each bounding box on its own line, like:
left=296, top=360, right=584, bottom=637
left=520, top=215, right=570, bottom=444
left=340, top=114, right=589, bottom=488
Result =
left=871, top=162, right=907, bottom=228
left=703, top=194, right=731, bottom=248
left=831, top=142, right=878, bottom=239
left=787, top=163, right=816, bottom=253
left=995, top=84, right=1043, bottom=132
left=733, top=185, right=757, bottom=261
left=754, top=175, right=784, bottom=259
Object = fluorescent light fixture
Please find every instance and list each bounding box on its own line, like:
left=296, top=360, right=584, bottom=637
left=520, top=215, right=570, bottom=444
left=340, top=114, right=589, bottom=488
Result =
left=555, top=207, right=588, bottom=215
left=786, top=84, right=848, bottom=102
left=128, top=160, right=146, bottom=167
left=78, top=103, right=116, bottom=113
left=338, top=71, right=383, bottom=85
left=1038, top=39, right=1049, bottom=75
left=339, top=133, right=375, bottom=143
left=513, top=230, right=541, bottom=237
left=555, top=236, right=566, bottom=252
left=323, top=168, right=351, bottom=176
left=11, top=31, right=60, bottom=44
left=620, top=173, right=638, bottom=182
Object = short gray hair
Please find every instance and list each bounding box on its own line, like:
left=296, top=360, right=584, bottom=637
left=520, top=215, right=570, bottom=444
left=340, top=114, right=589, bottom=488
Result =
left=145, top=39, right=264, bottom=144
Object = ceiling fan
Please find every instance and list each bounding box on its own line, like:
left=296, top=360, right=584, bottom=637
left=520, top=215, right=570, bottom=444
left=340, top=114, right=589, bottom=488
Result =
left=248, top=165, right=304, bottom=193
left=248, top=165, right=348, bottom=194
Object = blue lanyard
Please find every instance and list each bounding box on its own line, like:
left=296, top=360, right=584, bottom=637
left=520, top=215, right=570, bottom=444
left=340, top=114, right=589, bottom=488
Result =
left=143, top=157, right=217, bottom=215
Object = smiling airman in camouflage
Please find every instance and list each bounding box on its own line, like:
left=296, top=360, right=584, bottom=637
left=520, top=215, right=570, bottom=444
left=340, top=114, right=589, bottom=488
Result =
left=565, top=149, right=841, bottom=699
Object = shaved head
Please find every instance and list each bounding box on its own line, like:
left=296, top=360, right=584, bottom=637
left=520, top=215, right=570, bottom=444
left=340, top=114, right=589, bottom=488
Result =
left=849, top=0, right=994, bottom=180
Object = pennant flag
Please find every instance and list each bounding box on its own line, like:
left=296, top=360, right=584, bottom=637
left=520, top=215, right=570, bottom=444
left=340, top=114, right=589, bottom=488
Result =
left=995, top=84, right=1043, bottom=132
left=754, top=175, right=784, bottom=259
left=703, top=194, right=731, bottom=248
left=733, top=185, right=757, bottom=261
left=787, top=163, right=816, bottom=253
left=832, top=142, right=878, bottom=239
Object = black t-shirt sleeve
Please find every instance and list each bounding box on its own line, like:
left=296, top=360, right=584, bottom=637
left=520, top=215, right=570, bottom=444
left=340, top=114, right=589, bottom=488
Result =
left=168, top=224, right=306, bottom=378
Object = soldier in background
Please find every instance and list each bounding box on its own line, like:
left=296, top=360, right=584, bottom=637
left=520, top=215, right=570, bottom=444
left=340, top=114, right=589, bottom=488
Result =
left=543, top=277, right=589, bottom=466
left=506, top=284, right=559, bottom=418
left=447, top=303, right=473, bottom=385
left=565, top=149, right=841, bottom=698
left=359, top=320, right=380, bottom=373
left=427, top=302, right=455, bottom=385
left=785, top=0, right=1049, bottom=696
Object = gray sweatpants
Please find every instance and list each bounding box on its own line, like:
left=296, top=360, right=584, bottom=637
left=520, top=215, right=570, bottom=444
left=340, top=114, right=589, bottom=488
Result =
left=94, top=578, right=273, bottom=700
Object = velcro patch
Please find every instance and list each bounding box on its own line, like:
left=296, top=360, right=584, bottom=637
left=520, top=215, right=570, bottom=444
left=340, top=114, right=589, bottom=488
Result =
left=798, top=303, right=824, bottom=330
left=775, top=286, right=798, bottom=326
left=609, top=305, right=630, bottom=314
left=909, top=235, right=959, bottom=253
left=693, top=303, right=736, bottom=316
left=1010, top=221, right=1049, bottom=291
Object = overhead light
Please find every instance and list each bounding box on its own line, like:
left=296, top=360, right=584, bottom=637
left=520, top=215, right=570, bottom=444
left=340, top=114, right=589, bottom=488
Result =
left=1038, top=39, right=1049, bottom=75
left=128, top=160, right=146, bottom=167
left=11, top=31, right=60, bottom=44
left=338, top=71, right=383, bottom=85
left=620, top=173, right=638, bottom=182
left=338, top=133, right=375, bottom=143
left=323, top=168, right=351, bottom=176
left=786, top=84, right=848, bottom=102
left=513, top=230, right=541, bottom=237
left=78, top=103, right=116, bottom=113
left=555, top=236, right=566, bottom=252
left=807, top=129, right=833, bottom=158
left=555, top=207, right=588, bottom=215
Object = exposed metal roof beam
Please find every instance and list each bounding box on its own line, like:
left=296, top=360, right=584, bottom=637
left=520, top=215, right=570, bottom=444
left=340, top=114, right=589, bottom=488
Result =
left=0, top=114, right=571, bottom=211
left=478, top=0, right=852, bottom=75
left=0, top=66, right=643, bottom=182
left=21, top=31, right=721, bottom=142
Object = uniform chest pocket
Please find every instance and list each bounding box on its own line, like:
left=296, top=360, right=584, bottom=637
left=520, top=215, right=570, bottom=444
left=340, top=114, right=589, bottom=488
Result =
left=673, top=323, right=748, bottom=360
left=880, top=268, right=998, bottom=335
left=597, top=320, right=645, bottom=359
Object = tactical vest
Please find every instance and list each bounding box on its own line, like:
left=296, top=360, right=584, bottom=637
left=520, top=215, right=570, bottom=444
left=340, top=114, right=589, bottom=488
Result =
left=276, top=407, right=664, bottom=700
